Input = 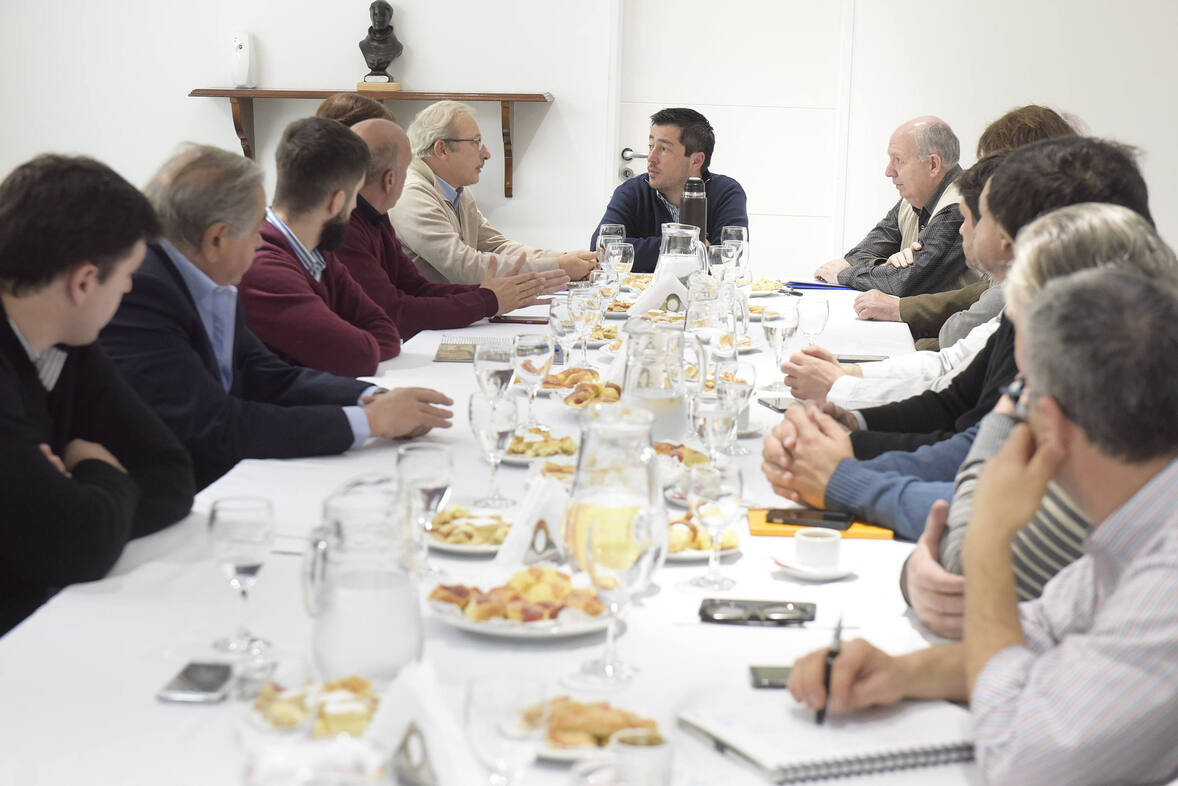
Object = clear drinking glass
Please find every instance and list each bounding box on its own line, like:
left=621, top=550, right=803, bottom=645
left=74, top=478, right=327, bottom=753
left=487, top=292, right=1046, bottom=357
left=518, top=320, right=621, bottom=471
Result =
left=568, top=511, right=655, bottom=687
left=465, top=676, right=548, bottom=786
left=474, top=343, right=514, bottom=400
left=688, top=464, right=743, bottom=590
left=469, top=391, right=518, bottom=508
left=512, top=334, right=554, bottom=427
left=606, top=242, right=635, bottom=279
left=548, top=297, right=577, bottom=367
left=715, top=359, right=757, bottom=456
left=208, top=497, right=275, bottom=654
left=568, top=289, right=604, bottom=365
left=798, top=297, right=830, bottom=347
left=688, top=391, right=739, bottom=463
left=589, top=268, right=619, bottom=305
left=760, top=301, right=798, bottom=394
left=720, top=226, right=749, bottom=281
left=396, top=444, right=452, bottom=577
left=596, top=224, right=626, bottom=269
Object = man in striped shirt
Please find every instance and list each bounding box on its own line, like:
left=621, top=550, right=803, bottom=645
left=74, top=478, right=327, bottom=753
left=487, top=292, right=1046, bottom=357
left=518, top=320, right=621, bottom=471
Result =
left=788, top=267, right=1178, bottom=784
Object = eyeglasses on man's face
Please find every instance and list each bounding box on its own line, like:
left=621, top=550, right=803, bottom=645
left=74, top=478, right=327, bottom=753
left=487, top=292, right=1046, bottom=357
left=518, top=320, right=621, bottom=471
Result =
left=442, top=136, right=484, bottom=149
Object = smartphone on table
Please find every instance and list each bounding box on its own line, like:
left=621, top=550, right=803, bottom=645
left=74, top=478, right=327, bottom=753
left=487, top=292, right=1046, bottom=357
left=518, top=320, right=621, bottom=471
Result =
left=749, top=665, right=793, bottom=689
left=765, top=508, right=853, bottom=530
left=156, top=661, right=233, bottom=703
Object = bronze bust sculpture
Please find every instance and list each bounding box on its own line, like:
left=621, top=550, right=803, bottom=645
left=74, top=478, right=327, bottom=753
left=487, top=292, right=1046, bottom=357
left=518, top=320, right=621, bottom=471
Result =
left=359, top=1, right=403, bottom=82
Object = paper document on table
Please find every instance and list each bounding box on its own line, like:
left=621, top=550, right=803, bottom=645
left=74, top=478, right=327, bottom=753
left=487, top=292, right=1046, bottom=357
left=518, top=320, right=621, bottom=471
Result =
left=679, top=692, right=973, bottom=783
left=433, top=334, right=512, bottom=363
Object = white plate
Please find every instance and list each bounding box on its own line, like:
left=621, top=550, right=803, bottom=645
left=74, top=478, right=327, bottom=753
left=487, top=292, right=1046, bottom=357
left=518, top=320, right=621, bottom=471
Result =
left=771, top=557, right=855, bottom=582
left=501, top=450, right=578, bottom=467
left=537, top=742, right=605, bottom=763
left=428, top=539, right=500, bottom=556
left=665, top=546, right=741, bottom=563
left=664, top=486, right=688, bottom=508
left=430, top=603, right=610, bottom=639
left=749, top=287, right=785, bottom=298
left=603, top=309, right=633, bottom=320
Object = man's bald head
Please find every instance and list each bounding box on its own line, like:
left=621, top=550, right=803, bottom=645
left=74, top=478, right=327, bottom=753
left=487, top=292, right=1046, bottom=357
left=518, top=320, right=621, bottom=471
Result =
left=352, top=118, right=412, bottom=211
left=884, top=116, right=959, bottom=209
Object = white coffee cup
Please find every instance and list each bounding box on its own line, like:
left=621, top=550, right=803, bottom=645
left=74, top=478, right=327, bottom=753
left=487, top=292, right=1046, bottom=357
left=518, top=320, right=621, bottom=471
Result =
left=794, top=527, right=841, bottom=570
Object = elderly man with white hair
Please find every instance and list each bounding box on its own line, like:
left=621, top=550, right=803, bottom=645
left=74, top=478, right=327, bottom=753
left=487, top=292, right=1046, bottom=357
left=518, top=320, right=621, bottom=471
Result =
left=814, top=116, right=978, bottom=296
left=390, top=100, right=595, bottom=285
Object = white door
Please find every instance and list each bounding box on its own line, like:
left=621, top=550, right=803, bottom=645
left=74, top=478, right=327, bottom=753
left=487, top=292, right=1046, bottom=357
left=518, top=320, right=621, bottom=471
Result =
left=611, top=0, right=854, bottom=281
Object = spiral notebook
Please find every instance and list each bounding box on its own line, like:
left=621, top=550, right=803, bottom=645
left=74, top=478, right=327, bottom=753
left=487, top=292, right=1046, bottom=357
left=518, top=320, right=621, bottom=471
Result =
left=679, top=692, right=974, bottom=783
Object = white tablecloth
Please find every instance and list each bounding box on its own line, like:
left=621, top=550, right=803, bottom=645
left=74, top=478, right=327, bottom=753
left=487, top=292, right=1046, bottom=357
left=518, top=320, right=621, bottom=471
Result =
left=0, top=290, right=976, bottom=785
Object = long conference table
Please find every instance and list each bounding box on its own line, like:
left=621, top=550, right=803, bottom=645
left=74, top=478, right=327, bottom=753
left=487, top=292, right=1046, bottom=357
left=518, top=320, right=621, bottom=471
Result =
left=0, top=289, right=978, bottom=785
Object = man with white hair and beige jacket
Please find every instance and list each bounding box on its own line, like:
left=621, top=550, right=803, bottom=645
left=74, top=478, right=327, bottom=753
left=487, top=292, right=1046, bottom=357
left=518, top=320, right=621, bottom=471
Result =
left=390, top=100, right=595, bottom=285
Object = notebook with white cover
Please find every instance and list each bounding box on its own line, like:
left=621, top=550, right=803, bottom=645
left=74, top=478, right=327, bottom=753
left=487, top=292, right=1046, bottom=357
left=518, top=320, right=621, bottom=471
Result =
left=679, top=692, right=973, bottom=783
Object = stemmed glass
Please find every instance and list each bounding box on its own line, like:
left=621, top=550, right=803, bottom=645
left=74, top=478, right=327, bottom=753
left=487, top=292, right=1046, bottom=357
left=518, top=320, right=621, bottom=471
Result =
left=688, top=465, right=744, bottom=590
left=396, top=444, right=452, bottom=578
left=688, top=391, right=739, bottom=464
left=512, top=334, right=554, bottom=428
left=715, top=359, right=757, bottom=456
left=589, top=268, right=619, bottom=305
left=548, top=298, right=577, bottom=368
left=469, top=391, right=518, bottom=508
left=720, top=225, right=750, bottom=280
left=568, top=288, right=604, bottom=365
left=606, top=242, right=635, bottom=279
left=209, top=497, right=275, bottom=654
left=569, top=510, right=655, bottom=687
left=761, top=301, right=798, bottom=393
left=798, top=297, right=830, bottom=347
left=474, top=343, right=514, bottom=400
left=465, top=676, right=548, bottom=786
left=596, top=223, right=626, bottom=269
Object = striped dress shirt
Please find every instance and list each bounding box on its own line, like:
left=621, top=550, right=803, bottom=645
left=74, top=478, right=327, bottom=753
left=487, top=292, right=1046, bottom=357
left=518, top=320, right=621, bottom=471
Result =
left=971, top=457, right=1178, bottom=784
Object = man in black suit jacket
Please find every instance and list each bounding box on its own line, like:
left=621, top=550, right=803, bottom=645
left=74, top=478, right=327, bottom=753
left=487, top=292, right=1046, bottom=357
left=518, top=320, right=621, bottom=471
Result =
left=0, top=155, right=194, bottom=635
left=100, top=145, right=454, bottom=491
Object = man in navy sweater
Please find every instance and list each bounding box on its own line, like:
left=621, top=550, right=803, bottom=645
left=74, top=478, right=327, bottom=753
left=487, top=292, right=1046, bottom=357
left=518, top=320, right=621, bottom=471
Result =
left=590, top=108, right=748, bottom=272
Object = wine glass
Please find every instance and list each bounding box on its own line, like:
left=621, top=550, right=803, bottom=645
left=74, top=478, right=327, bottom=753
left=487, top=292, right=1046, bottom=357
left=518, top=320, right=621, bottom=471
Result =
left=569, top=510, right=655, bottom=687
left=720, top=226, right=749, bottom=280
left=469, top=391, right=518, bottom=508
left=688, top=391, right=739, bottom=464
left=548, top=297, right=577, bottom=367
left=208, top=497, right=275, bottom=655
left=606, top=242, right=635, bottom=279
left=589, top=268, right=619, bottom=305
left=760, top=301, right=798, bottom=394
left=473, top=343, right=514, bottom=400
left=596, top=224, right=626, bottom=269
left=568, top=289, right=603, bottom=365
left=688, top=465, right=743, bottom=590
left=465, top=676, right=548, bottom=786
left=798, top=297, right=830, bottom=347
left=715, top=359, right=757, bottom=456
left=512, top=334, right=554, bottom=428
left=396, top=444, right=452, bottom=577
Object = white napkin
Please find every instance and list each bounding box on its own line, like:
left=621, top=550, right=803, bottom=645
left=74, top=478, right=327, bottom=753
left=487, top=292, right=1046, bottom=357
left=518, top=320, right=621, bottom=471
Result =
left=493, top=477, right=571, bottom=568
left=628, top=272, right=688, bottom=317
left=602, top=339, right=629, bottom=387
left=366, top=660, right=483, bottom=786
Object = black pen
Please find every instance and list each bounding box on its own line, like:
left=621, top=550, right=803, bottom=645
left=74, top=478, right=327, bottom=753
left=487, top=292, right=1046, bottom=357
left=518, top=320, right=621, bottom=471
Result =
left=816, top=616, right=843, bottom=725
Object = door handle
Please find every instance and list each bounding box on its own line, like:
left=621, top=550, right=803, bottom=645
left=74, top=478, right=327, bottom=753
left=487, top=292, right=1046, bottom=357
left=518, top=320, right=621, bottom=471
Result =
left=621, top=147, right=648, bottom=161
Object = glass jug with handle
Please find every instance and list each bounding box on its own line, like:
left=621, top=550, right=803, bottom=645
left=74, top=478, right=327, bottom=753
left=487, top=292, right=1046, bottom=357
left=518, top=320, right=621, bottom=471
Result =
left=654, top=223, right=707, bottom=287
left=621, top=320, right=705, bottom=441
left=304, top=478, right=421, bottom=685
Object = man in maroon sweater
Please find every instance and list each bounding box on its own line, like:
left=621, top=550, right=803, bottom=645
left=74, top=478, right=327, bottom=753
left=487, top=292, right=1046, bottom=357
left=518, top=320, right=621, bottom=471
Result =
left=337, top=118, right=568, bottom=339
left=238, top=117, right=401, bottom=377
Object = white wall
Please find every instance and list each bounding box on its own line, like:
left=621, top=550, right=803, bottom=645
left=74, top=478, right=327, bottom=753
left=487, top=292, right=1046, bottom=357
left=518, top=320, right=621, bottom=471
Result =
left=0, top=0, right=615, bottom=253
left=842, top=0, right=1178, bottom=254
left=2, top=1, right=1177, bottom=269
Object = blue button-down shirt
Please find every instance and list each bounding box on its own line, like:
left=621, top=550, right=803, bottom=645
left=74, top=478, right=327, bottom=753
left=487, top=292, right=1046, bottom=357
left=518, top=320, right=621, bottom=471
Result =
left=162, top=240, right=237, bottom=391
left=265, top=206, right=327, bottom=282
left=164, top=240, right=375, bottom=447
left=434, top=174, right=463, bottom=212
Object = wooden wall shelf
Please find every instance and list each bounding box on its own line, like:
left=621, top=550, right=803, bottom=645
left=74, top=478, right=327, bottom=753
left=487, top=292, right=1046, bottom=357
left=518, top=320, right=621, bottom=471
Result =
left=188, top=89, right=554, bottom=197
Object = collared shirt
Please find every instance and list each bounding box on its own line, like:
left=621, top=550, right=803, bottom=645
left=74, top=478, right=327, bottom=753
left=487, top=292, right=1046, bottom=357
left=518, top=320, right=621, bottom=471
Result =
left=652, top=186, right=680, bottom=224
left=433, top=173, right=463, bottom=213
left=914, top=164, right=960, bottom=229
left=161, top=240, right=237, bottom=391
left=7, top=318, right=66, bottom=391
left=265, top=206, right=326, bottom=282
left=970, top=457, right=1178, bottom=784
